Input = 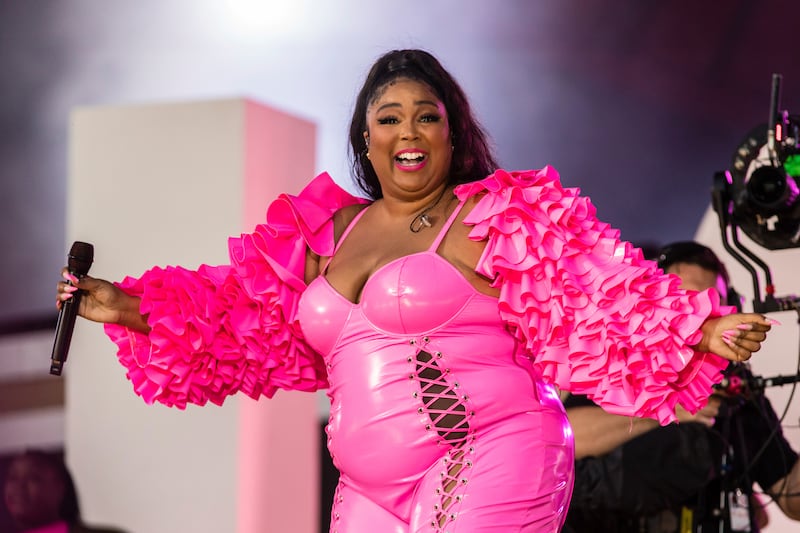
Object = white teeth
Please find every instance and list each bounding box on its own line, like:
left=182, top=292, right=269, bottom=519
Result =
left=396, top=152, right=424, bottom=160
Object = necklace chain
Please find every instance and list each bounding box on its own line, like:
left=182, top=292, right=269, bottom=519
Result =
left=409, top=187, right=449, bottom=233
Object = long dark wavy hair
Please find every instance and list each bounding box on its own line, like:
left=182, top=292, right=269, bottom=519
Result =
left=348, top=49, right=499, bottom=199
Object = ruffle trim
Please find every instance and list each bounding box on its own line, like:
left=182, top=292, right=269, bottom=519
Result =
left=104, top=172, right=368, bottom=408
left=456, top=167, right=730, bottom=424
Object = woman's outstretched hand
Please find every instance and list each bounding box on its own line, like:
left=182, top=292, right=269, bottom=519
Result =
left=56, top=268, right=150, bottom=332
left=695, top=313, right=776, bottom=362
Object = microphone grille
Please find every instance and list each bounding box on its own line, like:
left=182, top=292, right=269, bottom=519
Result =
left=67, top=241, right=94, bottom=276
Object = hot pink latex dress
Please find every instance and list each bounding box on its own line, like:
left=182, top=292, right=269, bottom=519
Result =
left=105, top=168, right=729, bottom=532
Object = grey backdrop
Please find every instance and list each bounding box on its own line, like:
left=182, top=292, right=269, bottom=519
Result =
left=2, top=0, right=799, bottom=324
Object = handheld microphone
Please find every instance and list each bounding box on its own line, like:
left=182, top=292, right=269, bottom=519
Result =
left=50, top=241, right=94, bottom=376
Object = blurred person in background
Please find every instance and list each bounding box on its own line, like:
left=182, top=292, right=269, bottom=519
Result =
left=562, top=241, right=800, bottom=533
left=3, top=449, right=127, bottom=533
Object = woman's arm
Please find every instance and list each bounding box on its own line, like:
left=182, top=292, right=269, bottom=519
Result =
left=59, top=173, right=368, bottom=408
left=567, top=396, right=721, bottom=459
left=58, top=269, right=150, bottom=333
left=567, top=405, right=658, bottom=459
left=456, top=167, right=773, bottom=424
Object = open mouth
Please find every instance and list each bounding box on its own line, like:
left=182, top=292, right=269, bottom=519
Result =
left=395, top=151, right=427, bottom=167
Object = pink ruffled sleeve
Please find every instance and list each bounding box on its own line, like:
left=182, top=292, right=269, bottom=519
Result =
left=104, top=172, right=368, bottom=408
left=455, top=167, right=730, bottom=424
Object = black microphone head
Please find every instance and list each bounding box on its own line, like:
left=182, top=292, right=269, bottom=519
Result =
left=67, top=241, right=94, bottom=276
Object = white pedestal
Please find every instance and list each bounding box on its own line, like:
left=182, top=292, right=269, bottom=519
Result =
left=66, top=98, right=319, bottom=533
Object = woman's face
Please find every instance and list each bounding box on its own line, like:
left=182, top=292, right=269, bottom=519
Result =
left=364, top=78, right=452, bottom=200
left=4, top=455, right=64, bottom=527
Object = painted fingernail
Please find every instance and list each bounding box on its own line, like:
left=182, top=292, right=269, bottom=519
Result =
left=59, top=292, right=73, bottom=301
left=766, top=318, right=781, bottom=326
left=723, top=329, right=739, bottom=337
left=64, top=285, right=78, bottom=293
left=63, top=272, right=79, bottom=284
left=736, top=324, right=753, bottom=331
left=723, top=336, right=737, bottom=348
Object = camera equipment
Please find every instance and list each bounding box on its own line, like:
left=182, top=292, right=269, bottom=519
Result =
left=707, top=74, right=800, bottom=533
left=711, top=73, right=800, bottom=313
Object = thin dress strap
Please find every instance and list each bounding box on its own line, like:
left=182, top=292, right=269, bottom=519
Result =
left=320, top=206, right=370, bottom=273
left=428, top=198, right=467, bottom=252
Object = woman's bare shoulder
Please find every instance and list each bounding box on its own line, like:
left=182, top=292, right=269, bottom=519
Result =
left=454, top=191, right=487, bottom=227
left=332, top=203, right=370, bottom=241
